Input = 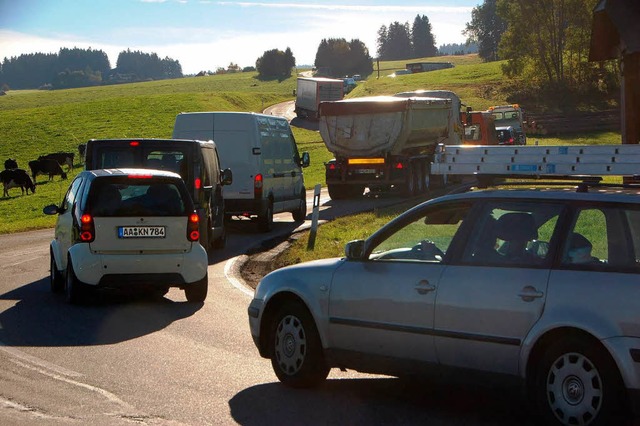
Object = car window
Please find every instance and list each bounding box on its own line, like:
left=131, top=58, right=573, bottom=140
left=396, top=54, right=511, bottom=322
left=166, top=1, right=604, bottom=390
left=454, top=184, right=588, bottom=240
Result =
left=144, top=150, right=186, bottom=178
left=369, top=204, right=471, bottom=263
left=89, top=180, right=186, bottom=216
left=62, top=176, right=84, bottom=212
left=462, top=202, right=563, bottom=267
left=562, top=206, right=640, bottom=269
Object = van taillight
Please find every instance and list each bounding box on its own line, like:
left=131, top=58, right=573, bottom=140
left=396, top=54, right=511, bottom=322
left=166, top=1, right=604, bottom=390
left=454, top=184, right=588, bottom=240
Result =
left=187, top=212, right=200, bottom=242
left=79, top=214, right=95, bottom=242
left=254, top=174, right=263, bottom=199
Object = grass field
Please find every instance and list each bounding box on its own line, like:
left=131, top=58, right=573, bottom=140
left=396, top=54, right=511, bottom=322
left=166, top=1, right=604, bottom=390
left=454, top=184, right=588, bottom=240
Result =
left=0, top=54, right=622, bottom=234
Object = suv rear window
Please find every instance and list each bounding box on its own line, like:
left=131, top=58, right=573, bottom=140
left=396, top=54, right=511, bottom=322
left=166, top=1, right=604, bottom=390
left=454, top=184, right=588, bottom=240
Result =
left=89, top=178, right=188, bottom=217
left=96, top=148, right=188, bottom=177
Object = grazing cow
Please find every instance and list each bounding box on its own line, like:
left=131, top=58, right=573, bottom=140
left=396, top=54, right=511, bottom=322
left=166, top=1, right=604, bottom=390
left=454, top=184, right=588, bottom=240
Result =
left=78, top=144, right=86, bottom=164
left=38, top=152, right=74, bottom=172
left=28, top=159, right=67, bottom=182
left=4, top=158, right=18, bottom=170
left=1, top=169, right=36, bottom=197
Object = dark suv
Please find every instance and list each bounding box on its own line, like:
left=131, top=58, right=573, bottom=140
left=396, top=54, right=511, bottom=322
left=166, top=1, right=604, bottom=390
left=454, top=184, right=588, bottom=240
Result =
left=84, top=138, right=232, bottom=252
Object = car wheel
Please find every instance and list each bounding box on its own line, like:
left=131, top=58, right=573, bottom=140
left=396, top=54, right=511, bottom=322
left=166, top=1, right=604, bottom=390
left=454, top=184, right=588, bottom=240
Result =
left=270, top=302, right=329, bottom=388
left=534, top=337, right=625, bottom=426
left=292, top=192, right=307, bottom=222
left=258, top=202, right=273, bottom=232
left=65, top=258, right=87, bottom=305
left=50, top=249, right=64, bottom=293
left=184, top=273, right=208, bottom=303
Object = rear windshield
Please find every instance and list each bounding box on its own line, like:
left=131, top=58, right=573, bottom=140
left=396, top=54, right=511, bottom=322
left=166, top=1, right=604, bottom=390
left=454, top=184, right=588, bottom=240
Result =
left=88, top=178, right=189, bottom=217
left=95, top=147, right=188, bottom=179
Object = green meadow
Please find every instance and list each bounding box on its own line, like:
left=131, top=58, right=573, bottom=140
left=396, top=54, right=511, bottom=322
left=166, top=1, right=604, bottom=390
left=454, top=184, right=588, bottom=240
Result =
left=0, top=54, right=622, bottom=234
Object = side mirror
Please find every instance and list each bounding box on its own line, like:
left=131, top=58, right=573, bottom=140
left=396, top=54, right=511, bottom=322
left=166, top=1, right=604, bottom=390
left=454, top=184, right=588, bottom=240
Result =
left=300, top=152, right=310, bottom=168
left=43, top=204, right=60, bottom=215
left=345, top=239, right=365, bottom=260
left=221, top=168, right=233, bottom=186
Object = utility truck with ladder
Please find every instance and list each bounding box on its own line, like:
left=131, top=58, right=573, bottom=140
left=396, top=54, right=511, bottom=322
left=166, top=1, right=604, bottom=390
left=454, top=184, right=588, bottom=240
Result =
left=430, top=143, right=640, bottom=183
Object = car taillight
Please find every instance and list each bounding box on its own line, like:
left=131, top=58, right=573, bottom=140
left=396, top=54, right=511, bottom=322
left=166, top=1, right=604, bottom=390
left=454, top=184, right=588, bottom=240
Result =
left=194, top=177, right=202, bottom=190
left=129, top=141, right=140, bottom=147
left=395, top=162, right=404, bottom=169
left=509, top=137, right=514, bottom=144
left=79, top=214, right=95, bottom=242
left=254, top=174, right=263, bottom=199
left=187, top=212, right=200, bottom=242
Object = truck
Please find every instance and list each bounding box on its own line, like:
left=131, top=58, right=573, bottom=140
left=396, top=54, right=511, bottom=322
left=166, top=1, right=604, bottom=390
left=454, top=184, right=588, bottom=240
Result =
left=487, top=104, right=526, bottom=145
left=318, top=93, right=463, bottom=199
left=461, top=109, right=499, bottom=145
left=294, top=77, right=343, bottom=120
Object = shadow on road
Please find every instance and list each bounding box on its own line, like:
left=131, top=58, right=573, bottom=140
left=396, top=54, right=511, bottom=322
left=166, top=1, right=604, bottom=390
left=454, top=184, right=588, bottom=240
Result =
left=0, top=278, right=202, bottom=347
left=229, top=377, right=536, bottom=426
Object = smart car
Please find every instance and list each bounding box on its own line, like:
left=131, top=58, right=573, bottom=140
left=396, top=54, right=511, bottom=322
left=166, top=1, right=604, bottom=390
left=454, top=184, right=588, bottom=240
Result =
left=249, top=180, right=640, bottom=425
left=44, top=169, right=208, bottom=304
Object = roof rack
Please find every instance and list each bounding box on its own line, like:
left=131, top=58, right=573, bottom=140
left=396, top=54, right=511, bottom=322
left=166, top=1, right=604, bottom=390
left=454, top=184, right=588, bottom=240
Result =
left=431, top=144, right=640, bottom=178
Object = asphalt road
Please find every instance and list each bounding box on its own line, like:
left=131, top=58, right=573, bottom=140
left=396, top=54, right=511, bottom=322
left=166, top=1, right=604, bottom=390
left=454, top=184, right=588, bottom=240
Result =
left=0, top=185, right=542, bottom=425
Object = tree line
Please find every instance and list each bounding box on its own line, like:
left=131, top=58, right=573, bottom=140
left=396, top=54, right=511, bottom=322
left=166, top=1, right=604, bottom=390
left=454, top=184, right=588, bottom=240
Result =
left=0, top=47, right=183, bottom=90
left=464, top=0, right=617, bottom=95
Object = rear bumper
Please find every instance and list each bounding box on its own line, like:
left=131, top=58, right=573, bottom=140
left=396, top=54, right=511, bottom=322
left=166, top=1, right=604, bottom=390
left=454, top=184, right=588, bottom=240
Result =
left=69, top=243, right=207, bottom=286
left=225, top=198, right=269, bottom=217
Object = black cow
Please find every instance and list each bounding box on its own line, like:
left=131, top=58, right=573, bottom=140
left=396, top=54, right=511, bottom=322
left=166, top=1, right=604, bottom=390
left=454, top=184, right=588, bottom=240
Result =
left=28, top=159, right=67, bottom=182
left=4, top=158, right=18, bottom=170
left=1, top=169, right=36, bottom=197
left=38, top=152, right=74, bottom=172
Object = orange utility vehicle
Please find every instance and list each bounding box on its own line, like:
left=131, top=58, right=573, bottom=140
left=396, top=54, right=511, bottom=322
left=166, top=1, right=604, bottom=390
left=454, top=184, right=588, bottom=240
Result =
left=461, top=109, right=499, bottom=145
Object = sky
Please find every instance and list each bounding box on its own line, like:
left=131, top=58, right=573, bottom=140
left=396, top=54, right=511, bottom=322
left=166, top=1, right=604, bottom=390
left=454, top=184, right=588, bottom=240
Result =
left=0, top=0, right=476, bottom=75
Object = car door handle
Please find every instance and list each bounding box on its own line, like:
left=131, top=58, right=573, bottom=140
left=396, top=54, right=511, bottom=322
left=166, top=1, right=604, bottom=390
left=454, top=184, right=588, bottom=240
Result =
left=415, top=280, right=436, bottom=295
left=273, top=173, right=285, bottom=178
left=518, top=285, right=544, bottom=302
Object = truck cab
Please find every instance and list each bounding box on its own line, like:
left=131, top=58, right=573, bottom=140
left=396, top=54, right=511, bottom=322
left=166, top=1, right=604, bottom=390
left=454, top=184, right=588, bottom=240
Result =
left=487, top=104, right=526, bottom=145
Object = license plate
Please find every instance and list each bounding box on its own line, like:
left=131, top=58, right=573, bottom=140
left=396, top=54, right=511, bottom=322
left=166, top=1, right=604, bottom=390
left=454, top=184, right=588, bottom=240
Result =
left=354, top=169, right=376, bottom=174
left=118, top=226, right=166, bottom=238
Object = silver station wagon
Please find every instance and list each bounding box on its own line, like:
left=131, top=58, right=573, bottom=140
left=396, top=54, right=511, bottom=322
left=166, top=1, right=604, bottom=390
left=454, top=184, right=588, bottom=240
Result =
left=45, top=169, right=209, bottom=304
left=249, top=182, right=640, bottom=426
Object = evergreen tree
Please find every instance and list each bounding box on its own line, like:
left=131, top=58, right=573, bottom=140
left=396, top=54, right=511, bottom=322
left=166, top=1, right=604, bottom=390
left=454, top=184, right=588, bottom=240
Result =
left=412, top=15, right=437, bottom=58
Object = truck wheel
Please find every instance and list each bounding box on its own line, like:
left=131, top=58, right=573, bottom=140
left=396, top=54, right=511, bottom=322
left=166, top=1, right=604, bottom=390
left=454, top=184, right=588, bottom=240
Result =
left=258, top=202, right=274, bottom=232
left=270, top=301, right=330, bottom=388
left=185, top=273, right=208, bottom=303
left=292, top=192, right=307, bottom=222
left=402, top=167, right=417, bottom=197
left=327, top=184, right=346, bottom=200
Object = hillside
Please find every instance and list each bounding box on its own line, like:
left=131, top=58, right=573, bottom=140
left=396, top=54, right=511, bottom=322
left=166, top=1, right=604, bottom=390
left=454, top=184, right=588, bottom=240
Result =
left=0, top=54, right=621, bottom=234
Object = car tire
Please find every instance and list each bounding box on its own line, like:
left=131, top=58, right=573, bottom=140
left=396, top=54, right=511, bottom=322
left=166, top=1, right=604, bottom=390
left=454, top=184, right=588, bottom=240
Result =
left=50, top=249, right=64, bottom=293
left=184, top=273, right=208, bottom=303
left=534, top=336, right=626, bottom=426
left=269, top=302, right=329, bottom=388
left=292, top=192, right=307, bottom=222
left=65, top=258, right=88, bottom=305
left=258, top=202, right=273, bottom=233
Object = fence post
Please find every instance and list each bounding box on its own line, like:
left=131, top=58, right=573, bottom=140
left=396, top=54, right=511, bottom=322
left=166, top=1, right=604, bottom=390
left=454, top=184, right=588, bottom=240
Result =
left=307, top=184, right=321, bottom=251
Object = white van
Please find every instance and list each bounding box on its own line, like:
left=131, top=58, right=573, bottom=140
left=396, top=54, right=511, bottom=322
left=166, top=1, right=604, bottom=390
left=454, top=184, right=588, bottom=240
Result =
left=172, top=112, right=310, bottom=232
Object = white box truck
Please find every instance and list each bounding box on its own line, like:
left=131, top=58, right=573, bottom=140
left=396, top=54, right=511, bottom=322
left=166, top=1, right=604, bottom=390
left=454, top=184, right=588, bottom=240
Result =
left=172, top=112, right=310, bottom=232
left=294, top=77, right=344, bottom=120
